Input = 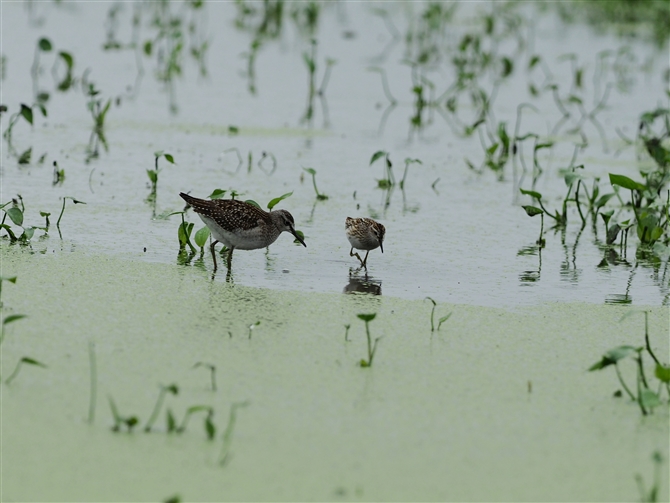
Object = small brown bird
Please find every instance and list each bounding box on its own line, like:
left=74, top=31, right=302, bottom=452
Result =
left=345, top=217, right=385, bottom=268
left=180, top=193, right=306, bottom=271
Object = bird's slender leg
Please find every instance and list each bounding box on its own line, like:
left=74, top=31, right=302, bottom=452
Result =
left=227, top=247, right=235, bottom=271
left=362, top=250, right=370, bottom=268
left=210, top=240, right=219, bottom=271
left=350, top=247, right=365, bottom=267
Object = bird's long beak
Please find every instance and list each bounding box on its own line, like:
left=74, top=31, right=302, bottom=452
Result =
left=291, top=227, right=306, bottom=247
left=380, top=241, right=384, bottom=253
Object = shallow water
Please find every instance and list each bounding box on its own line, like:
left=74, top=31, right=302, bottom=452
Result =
left=1, top=1, right=668, bottom=306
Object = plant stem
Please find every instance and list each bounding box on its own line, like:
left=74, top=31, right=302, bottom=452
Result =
left=615, top=363, right=636, bottom=400
left=88, top=341, right=97, bottom=424
left=145, top=387, right=168, bottom=432
left=644, top=311, right=661, bottom=366
left=636, top=357, right=648, bottom=416
left=56, top=197, right=67, bottom=229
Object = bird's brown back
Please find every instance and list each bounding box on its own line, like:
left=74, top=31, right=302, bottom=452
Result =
left=180, top=193, right=271, bottom=231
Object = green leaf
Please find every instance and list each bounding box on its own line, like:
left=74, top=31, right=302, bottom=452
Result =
left=59, top=51, right=74, bottom=69
left=529, top=55, right=541, bottom=69
left=655, top=364, right=670, bottom=383
left=166, top=408, right=177, bottom=432
left=207, top=189, right=226, bottom=200
left=228, top=125, right=239, bottom=134
left=293, top=229, right=305, bottom=245
left=38, top=38, right=52, bottom=52
left=303, top=167, right=316, bottom=176
left=486, top=143, right=499, bottom=156
left=609, top=173, right=645, bottom=192
left=18, top=147, right=32, bottom=164
left=6, top=207, right=23, bottom=226
left=20, top=104, right=33, bottom=125
left=564, top=172, right=583, bottom=187
left=594, top=193, right=615, bottom=208
left=357, top=313, right=377, bottom=322
left=143, top=40, right=153, bottom=56
left=267, top=191, right=293, bottom=210
left=639, top=389, right=661, bottom=409
left=165, top=384, right=179, bottom=395
left=3, top=314, right=27, bottom=325
left=146, top=170, right=158, bottom=183
left=245, top=199, right=260, bottom=209
left=20, top=357, right=47, bottom=368
left=534, top=142, right=554, bottom=151
left=520, top=188, right=543, bottom=201
left=588, top=345, right=641, bottom=371
left=194, top=226, right=210, bottom=248
left=567, top=95, right=582, bottom=105
left=369, top=151, right=387, bottom=165
left=0, top=276, right=17, bottom=284
left=20, top=227, right=35, bottom=241
left=205, top=411, right=216, bottom=440
left=163, top=153, right=175, bottom=164
left=522, top=205, right=543, bottom=217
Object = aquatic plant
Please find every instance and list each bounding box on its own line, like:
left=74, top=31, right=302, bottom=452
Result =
left=357, top=313, right=381, bottom=368
left=146, top=151, right=175, bottom=202
left=635, top=451, right=664, bottom=503
left=88, top=341, right=97, bottom=424
left=56, top=196, right=86, bottom=238
left=173, top=405, right=214, bottom=437
left=425, top=297, right=452, bottom=332
left=193, top=362, right=217, bottom=391
left=218, top=401, right=249, bottom=466
left=83, top=81, right=111, bottom=162
left=108, top=395, right=139, bottom=433
left=144, top=383, right=179, bottom=432
left=4, top=357, right=47, bottom=385
left=369, top=151, right=395, bottom=189
left=248, top=321, right=260, bottom=339
left=399, top=158, right=422, bottom=189
left=344, top=324, right=350, bottom=342
left=589, top=311, right=669, bottom=416
left=303, top=168, right=328, bottom=200
left=521, top=204, right=545, bottom=248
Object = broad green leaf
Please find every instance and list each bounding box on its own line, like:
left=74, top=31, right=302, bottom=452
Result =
left=267, top=191, right=293, bottom=210
left=655, top=364, right=670, bottom=383
left=165, top=384, right=179, bottom=395
left=205, top=412, right=216, bottom=440
left=163, top=153, right=175, bottom=164
left=38, top=38, right=52, bottom=51
left=293, top=229, right=305, bottom=245
left=153, top=150, right=164, bottom=157
left=144, top=40, right=153, bottom=56
left=357, top=313, right=377, bottom=322
left=146, top=170, right=158, bottom=183
left=0, top=276, right=17, bottom=284
left=528, top=55, right=541, bottom=69
left=245, top=199, right=260, bottom=208
left=20, top=227, right=35, bottom=241
left=639, top=389, right=661, bottom=409
left=369, top=151, right=387, bottom=165
left=303, top=167, right=316, bottom=176
left=6, top=207, right=23, bottom=226
left=520, top=188, right=542, bottom=200
left=228, top=125, right=239, bottom=134
left=425, top=296, right=436, bottom=306
left=486, top=143, right=499, bottom=156
left=522, top=205, right=543, bottom=217
left=534, top=142, right=554, bottom=151
left=609, top=173, right=645, bottom=192
left=564, top=172, right=583, bottom=187
left=207, top=189, right=226, bottom=200
left=594, top=193, right=615, bottom=208
left=588, top=345, right=641, bottom=371
left=194, top=226, right=210, bottom=248
left=3, top=314, right=27, bottom=325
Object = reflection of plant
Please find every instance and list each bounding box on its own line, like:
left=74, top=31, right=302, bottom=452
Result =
left=357, top=313, right=381, bottom=368
left=84, top=81, right=111, bottom=162
left=635, top=451, right=665, bottom=503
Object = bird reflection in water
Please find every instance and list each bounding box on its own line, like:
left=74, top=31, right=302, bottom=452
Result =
left=344, top=271, right=382, bottom=295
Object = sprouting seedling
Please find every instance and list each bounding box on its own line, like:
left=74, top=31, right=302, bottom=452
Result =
left=344, top=324, right=350, bottom=342
left=168, top=211, right=196, bottom=254
left=521, top=204, right=545, bottom=248
left=1, top=313, right=27, bottom=345
left=84, top=81, right=111, bottom=161
left=218, top=401, right=249, bottom=466
left=208, top=188, right=227, bottom=200
left=56, top=196, right=86, bottom=236
left=4, top=357, right=47, bottom=385
left=88, top=341, right=97, bottom=424
left=248, top=321, right=260, bottom=339
left=370, top=150, right=395, bottom=189
left=425, top=298, right=451, bottom=332
left=108, top=395, right=139, bottom=433
left=144, top=383, right=179, bottom=432
left=174, top=405, right=214, bottom=436
left=399, top=158, right=422, bottom=189
left=147, top=151, right=175, bottom=199
left=635, top=451, right=664, bottom=503
left=164, top=495, right=182, bottom=503
left=39, top=211, right=50, bottom=232
left=193, top=362, right=217, bottom=391
left=303, top=168, right=328, bottom=200
left=357, top=313, right=381, bottom=368
left=52, top=161, right=65, bottom=185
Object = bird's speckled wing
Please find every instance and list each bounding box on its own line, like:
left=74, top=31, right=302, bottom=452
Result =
left=180, top=193, right=269, bottom=231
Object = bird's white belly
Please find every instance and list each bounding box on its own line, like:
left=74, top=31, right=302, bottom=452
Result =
left=198, top=215, right=278, bottom=250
